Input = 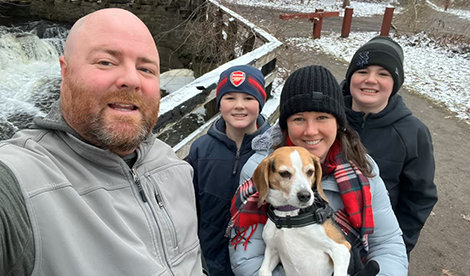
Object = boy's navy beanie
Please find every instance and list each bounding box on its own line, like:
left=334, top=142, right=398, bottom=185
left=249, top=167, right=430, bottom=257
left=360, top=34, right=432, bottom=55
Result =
left=216, top=65, right=266, bottom=111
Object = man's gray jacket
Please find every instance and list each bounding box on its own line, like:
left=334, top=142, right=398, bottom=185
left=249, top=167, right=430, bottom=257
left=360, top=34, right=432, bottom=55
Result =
left=0, top=102, right=204, bottom=276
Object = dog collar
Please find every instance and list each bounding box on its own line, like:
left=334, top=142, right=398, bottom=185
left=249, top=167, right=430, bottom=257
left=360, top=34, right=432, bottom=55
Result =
left=267, top=203, right=334, bottom=229
left=275, top=205, right=300, bottom=212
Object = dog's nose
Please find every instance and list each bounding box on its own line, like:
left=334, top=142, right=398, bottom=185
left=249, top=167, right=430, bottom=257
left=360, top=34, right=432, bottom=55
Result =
left=297, top=191, right=311, bottom=203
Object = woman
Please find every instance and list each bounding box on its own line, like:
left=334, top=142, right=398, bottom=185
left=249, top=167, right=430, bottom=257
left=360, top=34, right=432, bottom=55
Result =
left=342, top=36, right=437, bottom=255
left=227, top=65, right=408, bottom=275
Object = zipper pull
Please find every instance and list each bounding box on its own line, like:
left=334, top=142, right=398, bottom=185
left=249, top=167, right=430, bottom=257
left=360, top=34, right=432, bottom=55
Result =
left=232, top=149, right=241, bottom=175
left=361, top=113, right=369, bottom=129
left=131, top=169, right=147, bottom=202
left=155, top=192, right=164, bottom=208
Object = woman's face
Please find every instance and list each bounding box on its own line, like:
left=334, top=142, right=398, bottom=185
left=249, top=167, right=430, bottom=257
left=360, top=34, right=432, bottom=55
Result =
left=286, top=111, right=338, bottom=163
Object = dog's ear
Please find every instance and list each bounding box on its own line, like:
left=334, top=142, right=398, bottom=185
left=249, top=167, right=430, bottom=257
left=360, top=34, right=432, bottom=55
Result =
left=253, top=156, right=272, bottom=208
left=311, top=155, right=329, bottom=204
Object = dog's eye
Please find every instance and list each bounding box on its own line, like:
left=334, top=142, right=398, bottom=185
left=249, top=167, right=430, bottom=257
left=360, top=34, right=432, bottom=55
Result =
left=279, top=171, right=291, bottom=179
left=306, top=169, right=314, bottom=177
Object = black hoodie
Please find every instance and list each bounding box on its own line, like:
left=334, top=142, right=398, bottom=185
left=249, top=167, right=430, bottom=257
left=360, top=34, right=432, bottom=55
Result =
left=344, top=93, right=438, bottom=254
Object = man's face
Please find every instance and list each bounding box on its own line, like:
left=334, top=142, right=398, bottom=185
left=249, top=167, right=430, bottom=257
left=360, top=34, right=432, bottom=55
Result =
left=60, top=10, right=160, bottom=155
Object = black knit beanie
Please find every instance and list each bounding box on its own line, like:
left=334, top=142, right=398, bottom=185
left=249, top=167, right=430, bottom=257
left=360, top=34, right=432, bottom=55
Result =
left=344, top=36, right=404, bottom=97
left=279, top=65, right=347, bottom=131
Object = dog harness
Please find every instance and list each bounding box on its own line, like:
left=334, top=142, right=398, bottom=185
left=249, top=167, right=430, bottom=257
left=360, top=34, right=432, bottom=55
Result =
left=267, top=194, right=334, bottom=229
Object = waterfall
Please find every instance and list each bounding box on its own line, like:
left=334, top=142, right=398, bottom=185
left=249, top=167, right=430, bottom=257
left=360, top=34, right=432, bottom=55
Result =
left=0, top=21, right=69, bottom=140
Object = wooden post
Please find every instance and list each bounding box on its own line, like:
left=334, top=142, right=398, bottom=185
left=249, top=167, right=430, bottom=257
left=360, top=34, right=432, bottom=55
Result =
left=312, top=9, right=324, bottom=39
left=279, top=10, right=339, bottom=39
left=341, top=7, right=353, bottom=38
left=242, top=35, right=256, bottom=54
left=380, top=6, right=394, bottom=36
left=444, top=0, right=450, bottom=11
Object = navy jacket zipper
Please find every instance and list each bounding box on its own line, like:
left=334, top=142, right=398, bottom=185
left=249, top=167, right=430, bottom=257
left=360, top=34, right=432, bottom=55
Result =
left=232, top=149, right=240, bottom=175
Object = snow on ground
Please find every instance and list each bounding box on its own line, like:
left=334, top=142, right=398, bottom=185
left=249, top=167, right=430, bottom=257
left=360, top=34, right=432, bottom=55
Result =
left=222, top=0, right=403, bottom=17
left=223, top=0, right=470, bottom=124
left=426, top=0, right=470, bottom=20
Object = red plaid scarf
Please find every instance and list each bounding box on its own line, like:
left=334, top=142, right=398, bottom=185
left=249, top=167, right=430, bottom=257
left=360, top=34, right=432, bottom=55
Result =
left=227, top=140, right=374, bottom=251
left=324, top=140, right=375, bottom=238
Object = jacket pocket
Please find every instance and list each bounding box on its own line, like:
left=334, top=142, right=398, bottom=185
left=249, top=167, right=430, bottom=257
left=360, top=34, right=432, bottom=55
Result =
left=154, top=186, right=178, bottom=248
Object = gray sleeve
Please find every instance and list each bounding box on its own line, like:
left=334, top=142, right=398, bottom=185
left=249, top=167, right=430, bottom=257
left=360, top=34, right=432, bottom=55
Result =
left=239, top=152, right=269, bottom=185
left=0, top=161, right=35, bottom=276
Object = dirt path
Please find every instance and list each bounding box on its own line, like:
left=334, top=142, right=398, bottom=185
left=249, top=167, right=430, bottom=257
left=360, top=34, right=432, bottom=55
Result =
left=225, top=3, right=470, bottom=276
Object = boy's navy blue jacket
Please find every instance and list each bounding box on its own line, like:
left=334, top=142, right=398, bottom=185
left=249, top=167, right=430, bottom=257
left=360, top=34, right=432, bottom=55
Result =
left=188, top=115, right=270, bottom=276
left=344, top=93, right=438, bottom=253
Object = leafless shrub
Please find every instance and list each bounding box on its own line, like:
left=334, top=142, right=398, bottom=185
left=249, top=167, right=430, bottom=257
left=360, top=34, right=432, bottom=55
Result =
left=426, top=0, right=469, bottom=10
left=395, top=0, right=470, bottom=48
left=166, top=1, right=266, bottom=78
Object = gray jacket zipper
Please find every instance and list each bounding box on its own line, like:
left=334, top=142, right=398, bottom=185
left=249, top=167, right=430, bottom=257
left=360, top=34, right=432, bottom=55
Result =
left=130, top=169, right=175, bottom=276
left=131, top=168, right=147, bottom=202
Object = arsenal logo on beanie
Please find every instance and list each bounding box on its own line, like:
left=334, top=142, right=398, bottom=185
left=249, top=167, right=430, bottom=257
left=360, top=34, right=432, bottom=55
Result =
left=216, top=65, right=267, bottom=112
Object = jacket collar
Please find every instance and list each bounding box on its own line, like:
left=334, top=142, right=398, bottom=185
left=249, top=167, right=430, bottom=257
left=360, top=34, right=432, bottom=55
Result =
left=208, top=114, right=270, bottom=150
left=344, top=94, right=412, bottom=128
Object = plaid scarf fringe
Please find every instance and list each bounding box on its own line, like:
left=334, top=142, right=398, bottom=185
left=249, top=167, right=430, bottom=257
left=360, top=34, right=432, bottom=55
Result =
left=230, top=224, right=259, bottom=251
left=226, top=179, right=268, bottom=249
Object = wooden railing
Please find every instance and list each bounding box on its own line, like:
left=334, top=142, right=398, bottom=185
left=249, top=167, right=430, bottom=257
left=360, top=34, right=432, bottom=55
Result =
left=155, top=0, right=282, bottom=159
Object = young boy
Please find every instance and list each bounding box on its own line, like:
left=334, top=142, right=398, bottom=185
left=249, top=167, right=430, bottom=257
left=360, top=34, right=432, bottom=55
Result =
left=188, top=65, right=270, bottom=276
left=342, top=36, right=438, bottom=256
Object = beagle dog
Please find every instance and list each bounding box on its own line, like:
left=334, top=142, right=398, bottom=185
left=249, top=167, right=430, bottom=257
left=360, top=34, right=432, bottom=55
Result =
left=253, top=146, right=351, bottom=276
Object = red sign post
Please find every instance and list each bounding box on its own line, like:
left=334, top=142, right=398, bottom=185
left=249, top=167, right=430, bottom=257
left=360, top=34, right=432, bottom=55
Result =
left=341, top=7, right=354, bottom=38
left=279, top=9, right=340, bottom=39
left=380, top=6, right=395, bottom=36
left=444, top=0, right=451, bottom=11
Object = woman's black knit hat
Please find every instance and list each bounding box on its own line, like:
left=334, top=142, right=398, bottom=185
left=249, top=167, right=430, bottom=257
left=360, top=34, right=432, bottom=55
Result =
left=279, top=65, right=348, bottom=130
left=344, top=36, right=404, bottom=96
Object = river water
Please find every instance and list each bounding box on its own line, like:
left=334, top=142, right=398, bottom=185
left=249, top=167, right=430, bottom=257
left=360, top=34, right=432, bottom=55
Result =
left=0, top=20, right=69, bottom=140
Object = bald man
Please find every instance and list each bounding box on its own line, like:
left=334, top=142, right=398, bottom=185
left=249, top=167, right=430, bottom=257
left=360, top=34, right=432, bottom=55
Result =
left=0, top=8, right=204, bottom=276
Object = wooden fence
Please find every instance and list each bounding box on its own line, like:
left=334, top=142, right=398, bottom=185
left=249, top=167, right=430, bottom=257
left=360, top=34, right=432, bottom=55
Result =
left=155, top=0, right=282, bottom=159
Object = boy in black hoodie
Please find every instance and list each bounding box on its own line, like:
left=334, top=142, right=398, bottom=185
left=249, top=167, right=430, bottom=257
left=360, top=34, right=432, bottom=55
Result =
left=341, top=36, right=438, bottom=256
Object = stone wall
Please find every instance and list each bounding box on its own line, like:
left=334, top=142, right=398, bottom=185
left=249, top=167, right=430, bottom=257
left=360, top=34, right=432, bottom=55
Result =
left=3, top=0, right=205, bottom=71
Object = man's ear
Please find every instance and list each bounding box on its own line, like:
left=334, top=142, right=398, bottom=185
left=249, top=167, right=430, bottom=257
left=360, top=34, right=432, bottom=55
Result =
left=59, top=56, right=67, bottom=78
